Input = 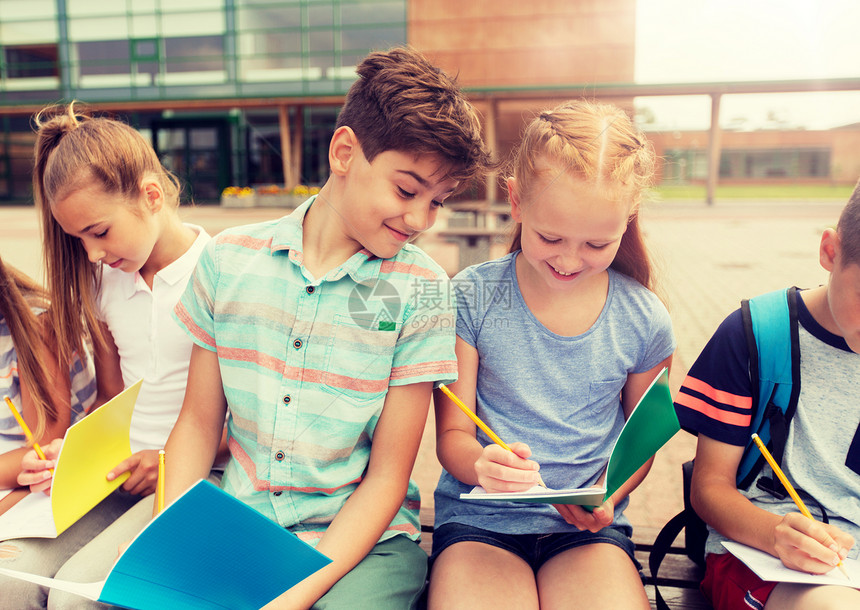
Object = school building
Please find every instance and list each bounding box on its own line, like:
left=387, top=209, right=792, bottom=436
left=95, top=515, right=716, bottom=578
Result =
left=0, top=0, right=858, bottom=204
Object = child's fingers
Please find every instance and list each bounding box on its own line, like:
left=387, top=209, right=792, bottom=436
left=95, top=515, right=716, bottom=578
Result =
left=591, top=498, right=615, bottom=528
left=20, top=453, right=56, bottom=471
left=18, top=467, right=54, bottom=492
left=775, top=513, right=845, bottom=572
left=107, top=455, right=138, bottom=482
left=475, top=445, right=541, bottom=491
left=41, top=438, right=63, bottom=459
left=122, top=470, right=157, bottom=496
left=507, top=442, right=533, bottom=460
left=553, top=503, right=606, bottom=532
left=118, top=450, right=160, bottom=496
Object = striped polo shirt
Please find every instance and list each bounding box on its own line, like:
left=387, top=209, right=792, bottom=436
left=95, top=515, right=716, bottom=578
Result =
left=175, top=197, right=456, bottom=545
left=1, top=309, right=96, bottom=458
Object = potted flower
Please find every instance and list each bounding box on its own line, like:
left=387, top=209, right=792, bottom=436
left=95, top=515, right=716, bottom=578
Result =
left=220, top=186, right=256, bottom=208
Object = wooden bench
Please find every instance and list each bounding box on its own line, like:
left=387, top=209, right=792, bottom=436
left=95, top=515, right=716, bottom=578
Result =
left=446, top=201, right=513, bottom=228
left=417, top=513, right=710, bottom=609
left=436, top=227, right=511, bottom=271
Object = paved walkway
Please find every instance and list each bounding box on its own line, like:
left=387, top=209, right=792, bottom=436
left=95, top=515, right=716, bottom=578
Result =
left=0, top=198, right=845, bottom=531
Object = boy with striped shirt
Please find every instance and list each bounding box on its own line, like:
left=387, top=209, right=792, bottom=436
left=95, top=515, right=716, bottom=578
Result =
left=164, top=47, right=491, bottom=608
left=676, top=182, right=860, bottom=610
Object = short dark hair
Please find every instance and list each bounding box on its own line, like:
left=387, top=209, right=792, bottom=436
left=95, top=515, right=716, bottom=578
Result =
left=336, top=46, right=492, bottom=191
left=838, top=178, right=860, bottom=266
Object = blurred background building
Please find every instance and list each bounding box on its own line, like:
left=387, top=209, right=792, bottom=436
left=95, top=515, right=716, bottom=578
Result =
left=0, top=0, right=857, bottom=204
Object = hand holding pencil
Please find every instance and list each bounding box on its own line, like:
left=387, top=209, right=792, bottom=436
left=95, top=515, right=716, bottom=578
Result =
left=6, top=394, right=60, bottom=494
left=438, top=384, right=547, bottom=490
left=752, top=434, right=851, bottom=579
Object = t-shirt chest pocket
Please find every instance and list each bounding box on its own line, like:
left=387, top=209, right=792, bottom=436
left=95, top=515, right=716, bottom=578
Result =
left=321, top=314, right=399, bottom=403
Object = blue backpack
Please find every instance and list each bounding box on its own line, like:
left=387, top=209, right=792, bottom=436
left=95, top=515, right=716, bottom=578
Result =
left=735, top=287, right=801, bottom=491
left=651, top=287, right=800, bottom=610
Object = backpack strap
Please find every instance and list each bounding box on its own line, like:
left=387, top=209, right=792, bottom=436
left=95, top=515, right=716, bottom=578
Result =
left=650, top=510, right=688, bottom=610
left=650, top=460, right=706, bottom=610
left=737, top=287, right=801, bottom=490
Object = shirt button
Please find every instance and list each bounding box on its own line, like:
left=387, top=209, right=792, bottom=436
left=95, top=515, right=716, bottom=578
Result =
left=293, top=339, right=302, bottom=349
left=275, top=451, right=285, bottom=461
left=283, top=395, right=291, bottom=404
left=306, top=286, right=315, bottom=294
left=273, top=491, right=282, bottom=496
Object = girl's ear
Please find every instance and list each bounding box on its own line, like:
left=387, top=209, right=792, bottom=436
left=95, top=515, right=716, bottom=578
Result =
left=819, top=227, right=840, bottom=272
left=507, top=177, right=523, bottom=222
left=140, top=177, right=165, bottom=214
left=329, top=126, right=359, bottom=177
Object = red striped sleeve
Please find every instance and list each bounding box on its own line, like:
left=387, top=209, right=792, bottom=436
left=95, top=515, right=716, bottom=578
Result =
left=675, top=389, right=752, bottom=427
left=683, top=376, right=753, bottom=410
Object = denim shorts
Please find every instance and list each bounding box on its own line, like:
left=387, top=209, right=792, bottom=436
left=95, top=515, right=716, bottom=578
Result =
left=430, top=522, right=639, bottom=572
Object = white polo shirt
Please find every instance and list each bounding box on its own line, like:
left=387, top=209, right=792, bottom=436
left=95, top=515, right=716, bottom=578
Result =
left=97, top=224, right=210, bottom=453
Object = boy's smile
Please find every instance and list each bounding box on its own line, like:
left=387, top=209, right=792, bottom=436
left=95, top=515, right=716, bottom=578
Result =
left=310, top=131, right=460, bottom=266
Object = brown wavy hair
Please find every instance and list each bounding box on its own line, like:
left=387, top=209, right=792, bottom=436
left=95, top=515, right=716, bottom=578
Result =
left=0, top=256, right=57, bottom=440
left=336, top=46, right=494, bottom=192
left=507, top=100, right=657, bottom=290
left=32, top=101, right=181, bottom=368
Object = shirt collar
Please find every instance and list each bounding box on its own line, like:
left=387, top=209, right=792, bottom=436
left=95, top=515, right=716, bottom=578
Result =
left=123, top=224, right=210, bottom=297
left=271, top=195, right=382, bottom=284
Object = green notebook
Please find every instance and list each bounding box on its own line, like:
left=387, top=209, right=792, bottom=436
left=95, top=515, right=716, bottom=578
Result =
left=460, top=367, right=679, bottom=505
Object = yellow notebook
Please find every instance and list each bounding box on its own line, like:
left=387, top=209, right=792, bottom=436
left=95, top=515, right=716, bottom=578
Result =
left=0, top=380, right=142, bottom=539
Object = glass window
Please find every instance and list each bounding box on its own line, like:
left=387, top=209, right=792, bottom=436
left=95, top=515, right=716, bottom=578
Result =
left=74, top=40, right=131, bottom=80
left=0, top=20, right=58, bottom=44
left=164, top=36, right=225, bottom=73
left=131, top=14, right=159, bottom=38
left=68, top=17, right=130, bottom=41
left=190, top=128, right=217, bottom=148
left=308, top=4, right=333, bottom=28
left=235, top=0, right=299, bottom=4
left=161, top=11, right=224, bottom=37
left=77, top=40, right=131, bottom=64
left=158, top=129, right=186, bottom=151
left=4, top=45, right=58, bottom=78
left=0, top=0, right=57, bottom=20
left=130, top=0, right=158, bottom=14
left=236, top=7, right=301, bottom=31
left=133, top=39, right=159, bottom=60
left=340, top=2, right=405, bottom=26
left=66, top=0, right=121, bottom=17
left=160, top=0, right=222, bottom=11
left=239, top=31, right=302, bottom=56
left=308, top=30, right=334, bottom=53
left=339, top=25, right=404, bottom=51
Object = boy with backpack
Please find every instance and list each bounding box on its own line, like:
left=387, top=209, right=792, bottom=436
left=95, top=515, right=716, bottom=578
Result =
left=674, top=181, right=860, bottom=609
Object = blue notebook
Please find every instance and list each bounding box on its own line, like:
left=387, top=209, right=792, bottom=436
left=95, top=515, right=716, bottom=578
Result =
left=0, top=479, right=331, bottom=609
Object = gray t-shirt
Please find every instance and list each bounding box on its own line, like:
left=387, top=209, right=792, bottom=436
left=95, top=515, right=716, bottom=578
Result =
left=434, top=252, right=676, bottom=535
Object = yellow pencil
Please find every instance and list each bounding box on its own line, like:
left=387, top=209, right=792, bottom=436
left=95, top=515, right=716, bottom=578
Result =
left=751, top=433, right=849, bottom=579
left=156, top=449, right=166, bottom=514
left=438, top=384, right=547, bottom=489
left=4, top=394, right=54, bottom=475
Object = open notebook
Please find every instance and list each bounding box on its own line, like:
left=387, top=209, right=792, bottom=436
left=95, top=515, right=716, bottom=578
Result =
left=0, top=380, right=142, bottom=540
left=723, top=541, right=860, bottom=586
left=460, top=367, right=679, bottom=505
left=0, top=479, right=332, bottom=609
